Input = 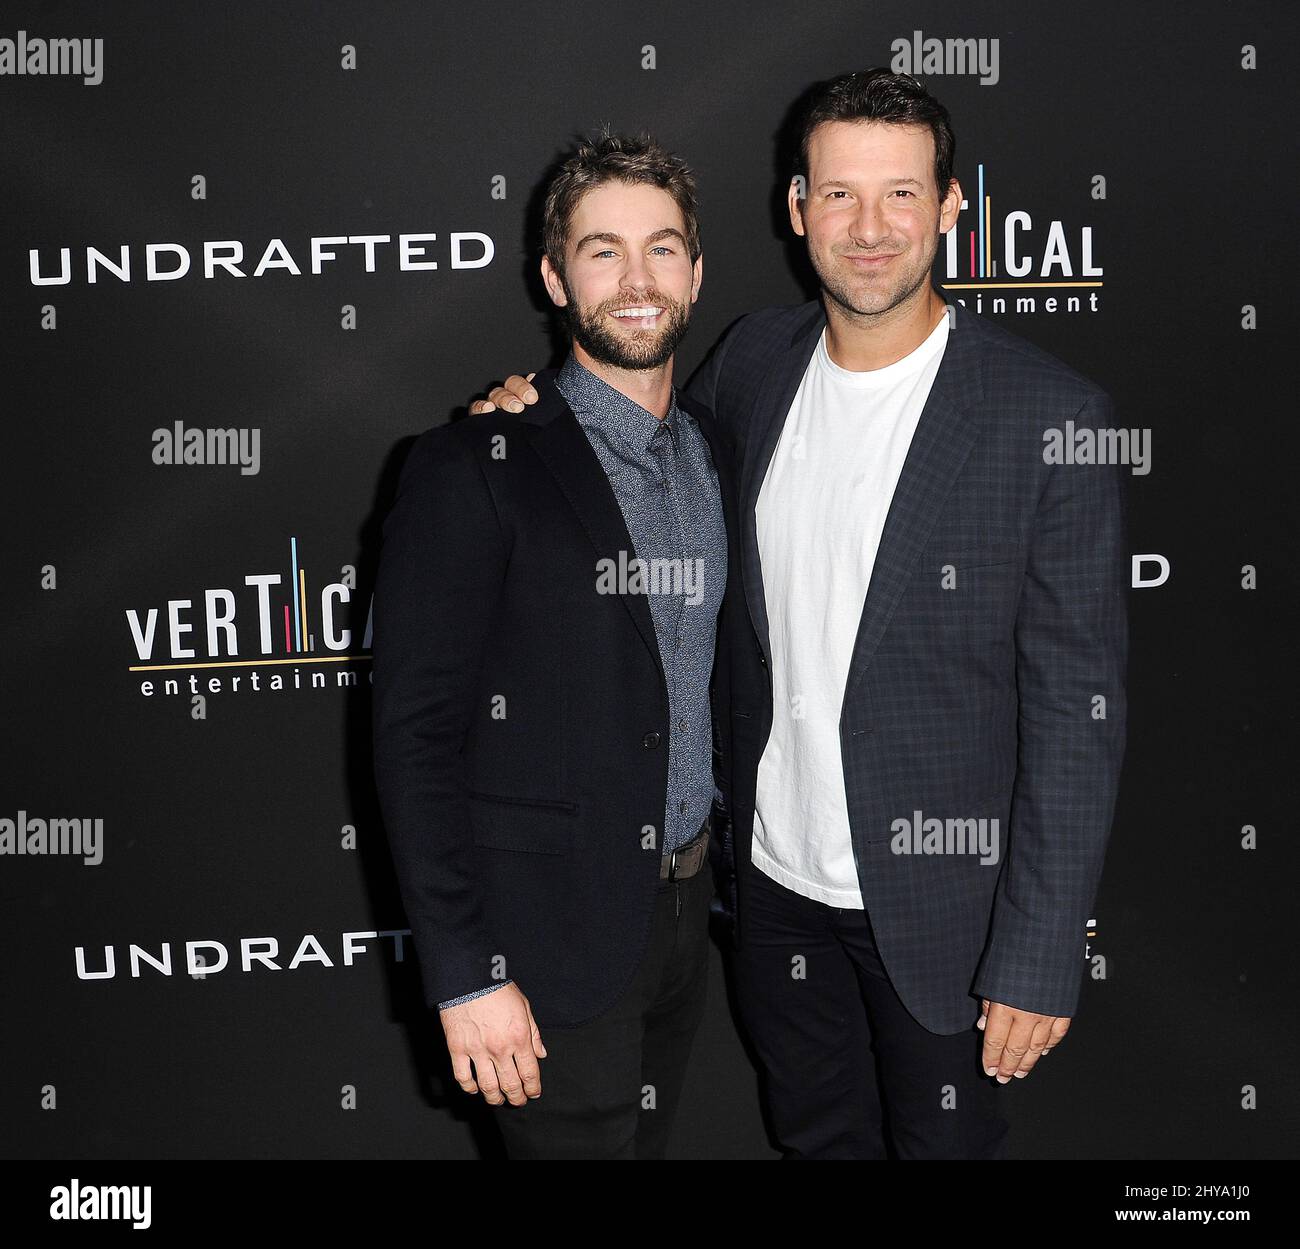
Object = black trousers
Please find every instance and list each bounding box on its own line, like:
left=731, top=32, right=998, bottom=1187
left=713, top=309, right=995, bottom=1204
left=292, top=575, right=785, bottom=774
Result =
left=733, top=854, right=1010, bottom=1159
left=494, top=864, right=712, bottom=1159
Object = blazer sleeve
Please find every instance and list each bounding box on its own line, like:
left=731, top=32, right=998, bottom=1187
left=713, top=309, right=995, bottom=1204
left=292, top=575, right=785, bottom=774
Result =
left=371, top=426, right=510, bottom=1010
left=971, top=389, right=1129, bottom=1018
left=685, top=321, right=742, bottom=811
left=684, top=333, right=743, bottom=919
left=681, top=316, right=742, bottom=423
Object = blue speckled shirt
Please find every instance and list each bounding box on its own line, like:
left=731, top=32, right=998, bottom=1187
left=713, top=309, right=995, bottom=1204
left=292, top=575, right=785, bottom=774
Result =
left=557, top=352, right=727, bottom=855
left=436, top=352, right=727, bottom=1011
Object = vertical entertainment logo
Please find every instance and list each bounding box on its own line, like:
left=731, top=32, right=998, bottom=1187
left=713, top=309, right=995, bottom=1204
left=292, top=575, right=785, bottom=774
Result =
left=125, top=537, right=374, bottom=698
left=941, top=164, right=1104, bottom=313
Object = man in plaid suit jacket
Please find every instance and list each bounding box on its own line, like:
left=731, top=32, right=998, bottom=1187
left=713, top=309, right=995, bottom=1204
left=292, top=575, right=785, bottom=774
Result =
left=688, top=72, right=1128, bottom=1159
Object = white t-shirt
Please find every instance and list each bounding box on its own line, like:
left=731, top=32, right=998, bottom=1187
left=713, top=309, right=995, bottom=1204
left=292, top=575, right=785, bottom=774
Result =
left=752, top=312, right=950, bottom=907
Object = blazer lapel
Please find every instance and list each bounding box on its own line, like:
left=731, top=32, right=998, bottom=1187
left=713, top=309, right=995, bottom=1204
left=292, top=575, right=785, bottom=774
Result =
left=523, top=370, right=665, bottom=684
left=738, top=302, right=826, bottom=666
left=683, top=404, right=738, bottom=544
left=841, top=301, right=986, bottom=698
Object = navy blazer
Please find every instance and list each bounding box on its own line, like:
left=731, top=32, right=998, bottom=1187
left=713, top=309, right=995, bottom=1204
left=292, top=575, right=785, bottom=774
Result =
left=687, top=297, right=1128, bottom=1033
left=371, top=372, right=736, bottom=1026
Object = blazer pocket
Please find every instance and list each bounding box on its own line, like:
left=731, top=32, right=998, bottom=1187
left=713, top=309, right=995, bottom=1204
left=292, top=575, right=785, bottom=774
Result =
left=919, top=542, right=1022, bottom=571
left=467, top=791, right=578, bottom=855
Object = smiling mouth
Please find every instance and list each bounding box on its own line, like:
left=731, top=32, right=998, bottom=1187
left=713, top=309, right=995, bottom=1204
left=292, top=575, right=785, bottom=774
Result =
left=843, top=253, right=899, bottom=265
left=609, top=305, right=665, bottom=326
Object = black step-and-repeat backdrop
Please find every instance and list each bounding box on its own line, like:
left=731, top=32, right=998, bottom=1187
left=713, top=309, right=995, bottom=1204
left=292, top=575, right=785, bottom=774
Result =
left=4, top=1, right=1295, bottom=1161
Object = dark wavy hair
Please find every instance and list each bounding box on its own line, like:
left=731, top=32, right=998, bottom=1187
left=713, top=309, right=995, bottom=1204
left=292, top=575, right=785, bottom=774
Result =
left=793, top=69, right=956, bottom=202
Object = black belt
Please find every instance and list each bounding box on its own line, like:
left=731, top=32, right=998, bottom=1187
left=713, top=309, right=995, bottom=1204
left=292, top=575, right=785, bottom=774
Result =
left=660, top=817, right=711, bottom=881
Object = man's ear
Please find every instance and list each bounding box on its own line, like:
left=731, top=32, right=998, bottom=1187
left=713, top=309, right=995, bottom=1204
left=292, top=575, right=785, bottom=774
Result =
left=939, top=177, right=963, bottom=234
left=787, top=179, right=807, bottom=237
left=690, top=253, right=703, bottom=304
left=540, top=254, right=568, bottom=307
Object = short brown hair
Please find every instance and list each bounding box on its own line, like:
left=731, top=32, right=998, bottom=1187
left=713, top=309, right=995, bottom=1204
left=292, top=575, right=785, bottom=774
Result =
left=542, top=128, right=701, bottom=282
left=794, top=69, right=956, bottom=204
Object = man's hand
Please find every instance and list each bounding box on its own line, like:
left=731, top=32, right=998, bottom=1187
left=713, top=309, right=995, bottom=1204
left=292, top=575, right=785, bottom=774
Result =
left=977, top=998, right=1070, bottom=1083
left=440, top=982, right=547, bottom=1106
left=469, top=372, right=539, bottom=415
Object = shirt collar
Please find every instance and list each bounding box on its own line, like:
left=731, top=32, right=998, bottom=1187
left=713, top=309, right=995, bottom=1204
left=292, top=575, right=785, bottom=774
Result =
left=555, top=351, right=685, bottom=451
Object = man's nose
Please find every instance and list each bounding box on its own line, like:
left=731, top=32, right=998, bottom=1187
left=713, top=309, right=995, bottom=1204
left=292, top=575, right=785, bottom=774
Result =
left=849, top=201, right=889, bottom=245
left=620, top=252, right=652, bottom=290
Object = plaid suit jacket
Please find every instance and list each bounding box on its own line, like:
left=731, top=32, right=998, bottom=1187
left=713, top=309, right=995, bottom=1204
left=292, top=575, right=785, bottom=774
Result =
left=686, top=296, right=1128, bottom=1034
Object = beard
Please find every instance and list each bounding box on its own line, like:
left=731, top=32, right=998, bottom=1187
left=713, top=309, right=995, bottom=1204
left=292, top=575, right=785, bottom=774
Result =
left=813, top=243, right=932, bottom=320
left=562, top=283, right=691, bottom=370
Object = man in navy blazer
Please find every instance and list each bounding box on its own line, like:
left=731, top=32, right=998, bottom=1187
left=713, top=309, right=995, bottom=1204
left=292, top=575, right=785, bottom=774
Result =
left=374, top=132, right=737, bottom=1159
left=476, top=70, right=1127, bottom=1160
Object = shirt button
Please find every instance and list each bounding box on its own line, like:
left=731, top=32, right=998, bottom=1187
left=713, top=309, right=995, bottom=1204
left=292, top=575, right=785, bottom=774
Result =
left=643, top=732, right=661, bottom=749
left=678, top=719, right=688, bottom=731
left=678, top=800, right=688, bottom=814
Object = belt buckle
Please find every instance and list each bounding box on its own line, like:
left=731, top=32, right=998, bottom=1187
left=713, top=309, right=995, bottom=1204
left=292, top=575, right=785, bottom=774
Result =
left=665, top=820, right=708, bottom=881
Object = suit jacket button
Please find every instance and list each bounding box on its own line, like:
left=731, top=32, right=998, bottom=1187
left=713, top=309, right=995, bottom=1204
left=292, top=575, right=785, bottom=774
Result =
left=643, top=732, right=661, bottom=749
